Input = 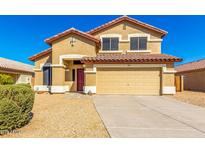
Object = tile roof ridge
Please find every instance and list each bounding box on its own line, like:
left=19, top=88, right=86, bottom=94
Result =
left=0, top=57, right=34, bottom=67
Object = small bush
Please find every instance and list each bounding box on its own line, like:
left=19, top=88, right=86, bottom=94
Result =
left=0, top=74, right=14, bottom=85
left=0, top=84, right=34, bottom=134
left=16, top=83, right=31, bottom=88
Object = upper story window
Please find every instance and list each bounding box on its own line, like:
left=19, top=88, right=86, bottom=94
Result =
left=130, top=37, right=147, bottom=50
left=102, top=37, right=119, bottom=51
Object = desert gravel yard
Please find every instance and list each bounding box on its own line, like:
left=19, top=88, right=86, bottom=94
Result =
left=2, top=93, right=109, bottom=138
left=169, top=91, right=205, bottom=108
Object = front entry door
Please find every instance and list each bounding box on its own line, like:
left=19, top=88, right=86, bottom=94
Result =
left=77, top=68, right=84, bottom=91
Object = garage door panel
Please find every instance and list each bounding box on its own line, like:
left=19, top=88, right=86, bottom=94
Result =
left=96, top=67, right=161, bottom=95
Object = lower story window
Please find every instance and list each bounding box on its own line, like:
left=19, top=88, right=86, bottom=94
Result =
left=43, top=67, right=52, bottom=85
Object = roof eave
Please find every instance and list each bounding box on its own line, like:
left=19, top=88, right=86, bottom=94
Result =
left=88, top=16, right=168, bottom=37
left=29, top=48, right=52, bottom=61
left=44, top=29, right=100, bottom=45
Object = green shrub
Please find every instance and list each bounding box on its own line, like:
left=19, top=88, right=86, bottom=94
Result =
left=16, top=83, right=31, bottom=88
left=0, top=85, right=34, bottom=134
left=0, top=74, right=14, bottom=85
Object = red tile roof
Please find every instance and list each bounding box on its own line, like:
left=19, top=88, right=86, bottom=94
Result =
left=29, top=48, right=52, bottom=61
left=81, top=53, right=182, bottom=64
left=0, top=57, right=34, bottom=73
left=176, top=59, right=205, bottom=73
left=45, top=28, right=100, bottom=45
left=87, top=16, right=167, bottom=37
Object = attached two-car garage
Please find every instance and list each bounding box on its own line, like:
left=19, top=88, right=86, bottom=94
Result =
left=96, top=67, right=161, bottom=95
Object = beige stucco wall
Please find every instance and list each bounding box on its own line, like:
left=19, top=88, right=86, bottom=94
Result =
left=93, top=21, right=162, bottom=54
left=34, top=53, right=52, bottom=86
left=34, top=71, right=43, bottom=85
left=177, top=70, right=205, bottom=91
left=166, top=63, right=175, bottom=71
left=52, top=67, right=65, bottom=85
left=34, top=53, right=52, bottom=69
left=84, top=64, right=96, bottom=87
left=85, top=73, right=96, bottom=86
left=52, top=34, right=97, bottom=64
left=163, top=73, right=175, bottom=87
left=162, top=63, right=175, bottom=87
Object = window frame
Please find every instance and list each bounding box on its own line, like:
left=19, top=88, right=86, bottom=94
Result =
left=130, top=36, right=148, bottom=51
left=43, top=66, right=52, bottom=86
left=101, top=37, right=119, bottom=51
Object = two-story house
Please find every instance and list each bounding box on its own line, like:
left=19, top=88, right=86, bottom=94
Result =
left=29, top=16, right=182, bottom=95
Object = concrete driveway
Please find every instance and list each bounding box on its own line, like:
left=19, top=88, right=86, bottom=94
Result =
left=93, top=95, right=205, bottom=137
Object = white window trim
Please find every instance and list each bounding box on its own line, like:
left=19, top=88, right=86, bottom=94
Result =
left=100, top=33, right=162, bottom=42
left=100, top=34, right=122, bottom=41
left=128, top=33, right=151, bottom=41
left=128, top=34, right=150, bottom=52
left=128, top=33, right=162, bottom=42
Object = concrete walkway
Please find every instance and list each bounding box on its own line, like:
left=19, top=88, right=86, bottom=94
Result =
left=93, top=95, right=205, bottom=137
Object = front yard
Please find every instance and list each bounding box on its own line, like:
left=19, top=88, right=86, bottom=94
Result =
left=168, top=90, right=205, bottom=108
left=3, top=93, right=109, bottom=138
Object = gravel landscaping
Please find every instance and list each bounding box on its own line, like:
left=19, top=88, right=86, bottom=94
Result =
left=2, top=93, right=109, bottom=138
left=168, top=91, right=205, bottom=107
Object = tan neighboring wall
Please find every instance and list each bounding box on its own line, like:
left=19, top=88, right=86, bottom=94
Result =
left=0, top=70, right=33, bottom=85
left=177, top=69, right=205, bottom=92
left=93, top=21, right=162, bottom=54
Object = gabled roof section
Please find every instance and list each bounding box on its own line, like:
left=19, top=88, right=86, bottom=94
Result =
left=45, top=28, right=100, bottom=45
left=29, top=48, right=52, bottom=61
left=87, top=16, right=167, bottom=37
left=176, top=58, right=205, bottom=73
left=0, top=57, right=34, bottom=73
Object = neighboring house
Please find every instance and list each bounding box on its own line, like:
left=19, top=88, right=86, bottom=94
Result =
left=29, top=16, right=182, bottom=95
left=176, top=59, right=205, bottom=92
left=0, top=57, right=34, bottom=85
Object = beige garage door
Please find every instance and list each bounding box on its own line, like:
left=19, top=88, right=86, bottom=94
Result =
left=96, top=67, right=161, bottom=95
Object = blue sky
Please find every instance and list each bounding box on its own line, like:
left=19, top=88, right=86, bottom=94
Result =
left=0, top=15, right=204, bottom=65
